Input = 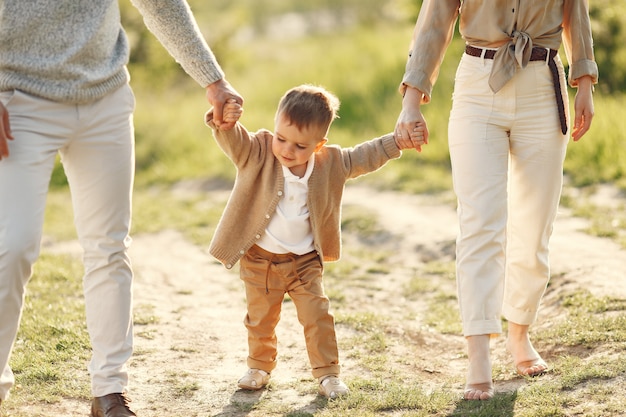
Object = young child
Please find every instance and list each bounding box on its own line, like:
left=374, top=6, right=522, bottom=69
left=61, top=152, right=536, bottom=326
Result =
left=205, top=84, right=425, bottom=399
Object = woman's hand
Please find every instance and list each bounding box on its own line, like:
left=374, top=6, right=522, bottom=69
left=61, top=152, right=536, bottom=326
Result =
left=572, top=75, right=594, bottom=142
left=394, top=86, right=429, bottom=152
left=395, top=121, right=427, bottom=150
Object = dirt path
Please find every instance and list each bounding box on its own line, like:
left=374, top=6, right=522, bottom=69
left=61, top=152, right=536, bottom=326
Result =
left=120, top=185, right=626, bottom=416
left=16, top=184, right=626, bottom=416
left=126, top=186, right=464, bottom=416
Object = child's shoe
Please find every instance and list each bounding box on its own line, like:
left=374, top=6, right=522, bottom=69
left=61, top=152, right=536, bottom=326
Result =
left=238, top=368, right=270, bottom=390
left=318, top=375, right=349, bottom=399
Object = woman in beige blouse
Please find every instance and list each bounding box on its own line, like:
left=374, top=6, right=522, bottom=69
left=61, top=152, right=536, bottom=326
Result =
left=395, top=0, right=597, bottom=400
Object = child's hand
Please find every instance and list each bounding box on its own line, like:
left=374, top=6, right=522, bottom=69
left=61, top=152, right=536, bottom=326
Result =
left=395, top=121, right=427, bottom=152
left=221, top=98, right=244, bottom=129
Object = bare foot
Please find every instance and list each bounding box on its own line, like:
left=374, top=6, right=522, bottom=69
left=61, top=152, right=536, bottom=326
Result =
left=464, top=382, right=494, bottom=401
left=464, top=335, right=494, bottom=400
left=507, top=322, right=548, bottom=377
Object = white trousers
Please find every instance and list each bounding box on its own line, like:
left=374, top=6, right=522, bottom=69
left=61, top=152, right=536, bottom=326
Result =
left=448, top=52, right=569, bottom=336
left=0, top=85, right=136, bottom=399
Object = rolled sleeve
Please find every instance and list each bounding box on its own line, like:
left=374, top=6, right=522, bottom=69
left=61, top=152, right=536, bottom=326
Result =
left=568, top=59, right=599, bottom=87
left=400, top=70, right=433, bottom=104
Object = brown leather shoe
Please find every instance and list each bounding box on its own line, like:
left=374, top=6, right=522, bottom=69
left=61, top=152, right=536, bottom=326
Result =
left=91, top=393, right=136, bottom=417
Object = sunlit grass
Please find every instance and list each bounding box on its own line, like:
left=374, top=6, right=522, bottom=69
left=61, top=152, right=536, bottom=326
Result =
left=8, top=254, right=91, bottom=406
left=43, top=186, right=227, bottom=247
left=130, top=186, right=227, bottom=245
left=42, top=190, right=77, bottom=241
left=538, top=291, right=626, bottom=348
left=564, top=93, right=626, bottom=188
left=576, top=203, right=626, bottom=248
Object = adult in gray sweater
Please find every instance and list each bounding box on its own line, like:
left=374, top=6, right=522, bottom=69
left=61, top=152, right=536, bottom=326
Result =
left=0, top=1, right=242, bottom=416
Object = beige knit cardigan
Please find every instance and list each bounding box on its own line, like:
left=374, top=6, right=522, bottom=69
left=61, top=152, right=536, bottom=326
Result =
left=206, top=115, right=401, bottom=269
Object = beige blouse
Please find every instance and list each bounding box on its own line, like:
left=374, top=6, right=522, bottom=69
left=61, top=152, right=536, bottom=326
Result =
left=401, top=0, right=598, bottom=102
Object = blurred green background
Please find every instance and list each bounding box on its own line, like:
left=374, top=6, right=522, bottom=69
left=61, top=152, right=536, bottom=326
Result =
left=46, top=0, right=626, bottom=193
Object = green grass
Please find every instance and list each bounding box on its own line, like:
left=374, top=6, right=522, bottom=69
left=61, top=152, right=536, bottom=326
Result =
left=130, top=186, right=227, bottom=245
left=538, top=291, right=626, bottom=348
left=563, top=93, right=626, bottom=188
left=42, top=186, right=228, bottom=247
left=7, top=254, right=91, bottom=405
left=574, top=203, right=624, bottom=239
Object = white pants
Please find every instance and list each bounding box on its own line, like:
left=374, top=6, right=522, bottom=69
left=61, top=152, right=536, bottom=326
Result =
left=0, top=85, right=136, bottom=399
left=449, top=52, right=569, bottom=336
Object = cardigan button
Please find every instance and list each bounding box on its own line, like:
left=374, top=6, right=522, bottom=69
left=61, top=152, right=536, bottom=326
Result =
left=255, top=234, right=261, bottom=239
left=239, top=249, right=245, bottom=254
left=226, top=263, right=232, bottom=269
left=265, top=214, right=270, bottom=219
left=277, top=190, right=283, bottom=196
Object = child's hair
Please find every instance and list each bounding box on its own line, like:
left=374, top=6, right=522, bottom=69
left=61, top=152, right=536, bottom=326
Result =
left=275, top=84, right=340, bottom=133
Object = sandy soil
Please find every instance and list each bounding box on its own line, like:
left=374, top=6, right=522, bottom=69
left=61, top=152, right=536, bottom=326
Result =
left=7, top=184, right=626, bottom=416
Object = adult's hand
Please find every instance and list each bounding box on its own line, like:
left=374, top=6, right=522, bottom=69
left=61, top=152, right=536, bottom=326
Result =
left=0, top=101, right=14, bottom=159
left=395, top=121, right=427, bottom=151
left=571, top=75, right=594, bottom=142
left=394, top=86, right=429, bottom=152
left=206, top=78, right=244, bottom=131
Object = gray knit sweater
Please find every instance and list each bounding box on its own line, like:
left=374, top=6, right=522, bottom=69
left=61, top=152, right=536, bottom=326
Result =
left=0, top=0, right=224, bottom=103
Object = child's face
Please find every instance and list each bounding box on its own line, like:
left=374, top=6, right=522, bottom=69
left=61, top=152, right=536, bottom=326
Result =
left=273, top=113, right=327, bottom=176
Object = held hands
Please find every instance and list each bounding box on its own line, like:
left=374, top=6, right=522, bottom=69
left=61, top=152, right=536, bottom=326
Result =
left=222, top=99, right=243, bottom=124
left=394, top=86, right=429, bottom=152
left=394, top=121, right=427, bottom=151
left=0, top=101, right=14, bottom=160
left=205, top=78, right=244, bottom=131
